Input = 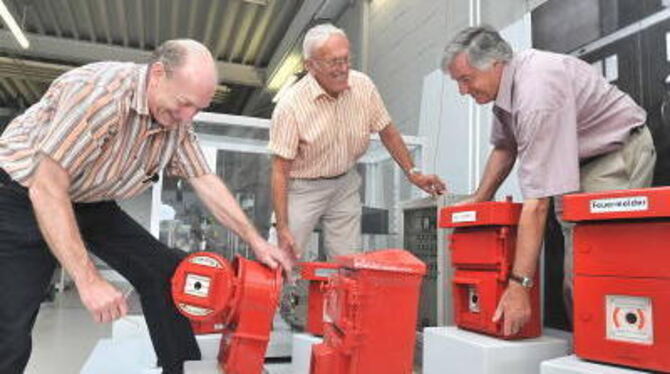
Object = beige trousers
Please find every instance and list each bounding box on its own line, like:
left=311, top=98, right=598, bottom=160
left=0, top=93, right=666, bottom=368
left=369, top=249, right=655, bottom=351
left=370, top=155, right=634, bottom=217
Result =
left=555, top=125, right=656, bottom=321
left=287, top=169, right=362, bottom=260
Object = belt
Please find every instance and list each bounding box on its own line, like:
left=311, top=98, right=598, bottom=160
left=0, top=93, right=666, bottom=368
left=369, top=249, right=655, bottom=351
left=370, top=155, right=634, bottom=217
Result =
left=317, top=172, right=347, bottom=180
left=295, top=171, right=348, bottom=181
left=629, top=124, right=645, bottom=135
left=579, top=125, right=646, bottom=166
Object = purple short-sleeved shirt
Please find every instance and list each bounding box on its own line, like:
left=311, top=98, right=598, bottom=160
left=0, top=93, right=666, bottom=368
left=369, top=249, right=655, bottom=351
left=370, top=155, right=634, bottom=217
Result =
left=492, top=49, right=646, bottom=199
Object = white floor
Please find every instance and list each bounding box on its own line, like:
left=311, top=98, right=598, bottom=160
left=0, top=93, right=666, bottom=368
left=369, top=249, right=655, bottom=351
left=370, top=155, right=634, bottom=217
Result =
left=25, top=285, right=294, bottom=374
left=26, top=287, right=114, bottom=374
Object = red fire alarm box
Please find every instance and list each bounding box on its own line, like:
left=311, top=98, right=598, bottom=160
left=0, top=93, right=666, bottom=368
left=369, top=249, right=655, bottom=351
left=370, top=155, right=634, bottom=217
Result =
left=171, top=252, right=282, bottom=374
left=440, top=200, right=541, bottom=339
left=563, top=187, right=670, bottom=373
left=310, top=249, right=426, bottom=374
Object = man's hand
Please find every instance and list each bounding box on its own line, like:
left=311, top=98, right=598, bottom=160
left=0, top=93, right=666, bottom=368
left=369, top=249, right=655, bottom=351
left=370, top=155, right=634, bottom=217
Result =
left=408, top=172, right=447, bottom=196
left=277, top=226, right=299, bottom=260
left=454, top=192, right=489, bottom=206
left=492, top=282, right=532, bottom=336
left=250, top=237, right=295, bottom=276
left=76, top=274, right=128, bottom=324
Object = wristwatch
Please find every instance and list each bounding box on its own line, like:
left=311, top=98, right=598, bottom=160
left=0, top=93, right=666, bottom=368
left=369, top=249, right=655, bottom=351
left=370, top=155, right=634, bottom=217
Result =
left=407, top=166, right=422, bottom=175
left=509, top=273, right=534, bottom=288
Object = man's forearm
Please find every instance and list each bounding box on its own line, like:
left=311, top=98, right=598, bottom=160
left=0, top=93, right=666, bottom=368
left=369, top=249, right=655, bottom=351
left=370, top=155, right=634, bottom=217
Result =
left=29, top=161, right=98, bottom=284
left=511, top=198, right=550, bottom=278
left=475, top=146, right=517, bottom=200
left=271, top=163, right=290, bottom=230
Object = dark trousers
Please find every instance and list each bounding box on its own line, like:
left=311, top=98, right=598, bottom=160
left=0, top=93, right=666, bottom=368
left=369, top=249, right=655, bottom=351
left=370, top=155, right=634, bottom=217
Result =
left=0, top=169, right=200, bottom=374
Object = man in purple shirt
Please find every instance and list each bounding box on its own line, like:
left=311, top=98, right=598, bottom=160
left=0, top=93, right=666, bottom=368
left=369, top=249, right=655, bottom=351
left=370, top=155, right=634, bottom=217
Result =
left=442, top=26, right=656, bottom=335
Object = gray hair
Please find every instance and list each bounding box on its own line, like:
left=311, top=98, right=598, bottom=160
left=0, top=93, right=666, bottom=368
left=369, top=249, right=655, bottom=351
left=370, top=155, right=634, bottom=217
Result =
left=150, top=39, right=212, bottom=76
left=302, top=23, right=347, bottom=59
left=442, top=25, right=513, bottom=71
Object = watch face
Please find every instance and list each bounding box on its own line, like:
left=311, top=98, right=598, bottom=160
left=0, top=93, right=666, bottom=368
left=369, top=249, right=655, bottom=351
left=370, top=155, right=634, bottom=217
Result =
left=511, top=275, right=533, bottom=288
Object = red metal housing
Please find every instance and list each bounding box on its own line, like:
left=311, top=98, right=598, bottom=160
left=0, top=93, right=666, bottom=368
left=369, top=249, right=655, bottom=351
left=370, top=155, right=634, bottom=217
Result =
left=171, top=252, right=282, bottom=374
left=563, top=187, right=670, bottom=372
left=440, top=200, right=541, bottom=339
left=310, top=249, right=426, bottom=374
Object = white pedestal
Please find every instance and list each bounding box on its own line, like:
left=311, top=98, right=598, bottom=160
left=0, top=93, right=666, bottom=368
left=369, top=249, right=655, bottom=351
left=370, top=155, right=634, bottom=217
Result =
left=291, top=333, right=323, bottom=374
left=184, top=360, right=222, bottom=374
left=112, top=316, right=149, bottom=341
left=81, top=336, right=157, bottom=374
left=194, top=334, right=222, bottom=360
left=183, top=359, right=292, bottom=374
left=423, top=327, right=570, bottom=374
left=267, top=328, right=293, bottom=358
left=541, top=355, right=652, bottom=374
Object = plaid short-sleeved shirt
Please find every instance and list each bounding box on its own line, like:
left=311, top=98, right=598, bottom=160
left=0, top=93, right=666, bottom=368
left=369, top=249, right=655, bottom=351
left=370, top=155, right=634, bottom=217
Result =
left=0, top=62, right=211, bottom=202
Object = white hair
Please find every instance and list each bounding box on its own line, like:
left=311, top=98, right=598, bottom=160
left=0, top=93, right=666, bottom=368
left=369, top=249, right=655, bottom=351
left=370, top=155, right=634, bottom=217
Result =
left=302, top=23, right=347, bottom=59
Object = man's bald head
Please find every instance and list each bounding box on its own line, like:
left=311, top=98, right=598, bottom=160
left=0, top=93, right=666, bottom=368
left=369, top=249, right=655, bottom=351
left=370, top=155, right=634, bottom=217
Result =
left=151, top=39, right=218, bottom=85
left=147, top=39, right=218, bottom=129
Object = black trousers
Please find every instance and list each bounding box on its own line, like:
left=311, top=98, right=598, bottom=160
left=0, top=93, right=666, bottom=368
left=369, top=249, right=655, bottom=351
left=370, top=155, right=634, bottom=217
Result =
left=0, top=169, right=200, bottom=374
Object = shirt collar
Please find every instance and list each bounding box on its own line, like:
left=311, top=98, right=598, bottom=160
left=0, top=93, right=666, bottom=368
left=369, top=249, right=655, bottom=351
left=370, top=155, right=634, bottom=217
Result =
left=305, top=72, right=350, bottom=101
left=494, top=56, right=517, bottom=113
left=131, top=65, right=150, bottom=117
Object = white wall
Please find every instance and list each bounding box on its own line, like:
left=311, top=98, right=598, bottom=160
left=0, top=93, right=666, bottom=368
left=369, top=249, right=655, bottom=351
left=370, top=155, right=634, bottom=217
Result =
left=334, top=1, right=546, bottom=205
left=352, top=0, right=546, bottom=137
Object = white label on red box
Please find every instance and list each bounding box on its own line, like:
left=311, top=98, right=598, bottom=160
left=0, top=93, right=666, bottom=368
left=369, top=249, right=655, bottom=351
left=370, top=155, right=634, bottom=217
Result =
left=315, top=268, right=338, bottom=278
left=184, top=274, right=211, bottom=298
left=590, top=196, right=648, bottom=213
left=452, top=210, right=476, bottom=223
left=606, top=295, right=653, bottom=345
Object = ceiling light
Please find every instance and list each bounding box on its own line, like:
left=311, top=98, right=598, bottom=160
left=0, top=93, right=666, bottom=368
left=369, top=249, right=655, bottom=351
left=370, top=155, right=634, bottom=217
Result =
left=243, top=0, right=269, bottom=6
left=0, top=0, right=29, bottom=49
left=272, top=74, right=298, bottom=103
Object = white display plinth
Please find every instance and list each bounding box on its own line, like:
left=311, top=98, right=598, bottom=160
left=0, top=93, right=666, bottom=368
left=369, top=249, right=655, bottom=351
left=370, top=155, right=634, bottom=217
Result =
left=291, top=333, right=323, bottom=374
left=423, top=326, right=570, bottom=374
left=541, top=355, right=652, bottom=374
left=183, top=359, right=292, bottom=374
left=195, top=334, right=222, bottom=360
left=112, top=316, right=149, bottom=340
left=81, top=336, right=157, bottom=374
left=184, top=360, right=221, bottom=374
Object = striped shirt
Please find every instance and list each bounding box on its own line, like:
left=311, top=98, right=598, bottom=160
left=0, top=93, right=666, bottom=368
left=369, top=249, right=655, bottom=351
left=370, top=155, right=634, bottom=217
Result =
left=268, top=70, right=391, bottom=178
left=0, top=62, right=211, bottom=202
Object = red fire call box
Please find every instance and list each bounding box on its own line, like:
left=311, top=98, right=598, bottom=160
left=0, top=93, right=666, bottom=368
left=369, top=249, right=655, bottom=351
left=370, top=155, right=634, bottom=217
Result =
left=171, top=252, right=282, bottom=374
left=310, top=249, right=426, bottom=374
left=563, top=187, right=670, bottom=373
left=440, top=200, right=541, bottom=339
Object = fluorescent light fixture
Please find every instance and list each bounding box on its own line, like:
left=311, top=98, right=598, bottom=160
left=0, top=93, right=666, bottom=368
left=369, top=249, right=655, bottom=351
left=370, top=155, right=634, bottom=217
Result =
left=272, top=74, right=298, bottom=103
left=0, top=0, right=29, bottom=49
left=243, top=0, right=269, bottom=5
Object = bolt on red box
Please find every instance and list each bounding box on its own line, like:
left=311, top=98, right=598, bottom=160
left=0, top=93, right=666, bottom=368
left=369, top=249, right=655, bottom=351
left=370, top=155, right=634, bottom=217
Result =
left=439, top=199, right=541, bottom=339
left=563, top=187, right=670, bottom=373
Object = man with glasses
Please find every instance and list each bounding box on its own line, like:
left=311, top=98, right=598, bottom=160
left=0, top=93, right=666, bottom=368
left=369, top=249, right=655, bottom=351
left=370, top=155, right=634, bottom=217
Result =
left=269, top=23, right=446, bottom=262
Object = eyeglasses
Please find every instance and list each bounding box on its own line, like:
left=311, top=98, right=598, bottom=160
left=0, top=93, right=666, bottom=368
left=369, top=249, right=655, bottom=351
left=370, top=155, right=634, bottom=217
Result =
left=313, top=56, right=352, bottom=69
